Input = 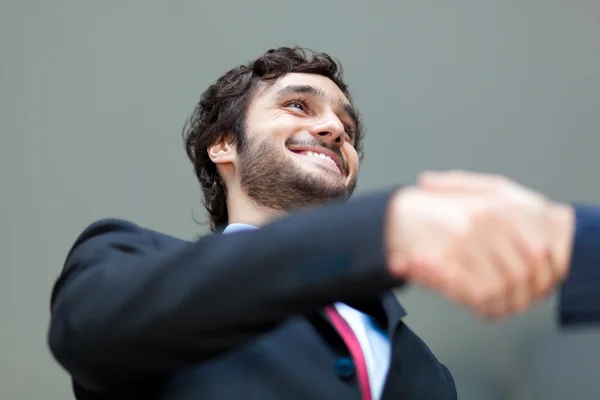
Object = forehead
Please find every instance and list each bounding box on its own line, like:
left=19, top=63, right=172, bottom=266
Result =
left=255, top=73, right=350, bottom=104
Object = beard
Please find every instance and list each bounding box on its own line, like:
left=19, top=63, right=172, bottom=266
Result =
left=237, top=135, right=357, bottom=213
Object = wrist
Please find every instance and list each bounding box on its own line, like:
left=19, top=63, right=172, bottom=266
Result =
left=549, top=202, right=576, bottom=280
left=384, top=187, right=417, bottom=278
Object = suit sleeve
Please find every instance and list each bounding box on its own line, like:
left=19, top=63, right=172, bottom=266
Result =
left=443, top=364, right=458, bottom=400
left=558, top=204, right=600, bottom=327
left=48, top=190, right=401, bottom=391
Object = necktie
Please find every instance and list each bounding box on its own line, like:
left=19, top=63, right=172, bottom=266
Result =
left=325, top=305, right=372, bottom=400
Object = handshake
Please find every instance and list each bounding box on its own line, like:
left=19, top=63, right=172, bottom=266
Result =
left=386, top=170, right=575, bottom=321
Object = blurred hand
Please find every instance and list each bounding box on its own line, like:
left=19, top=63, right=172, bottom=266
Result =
left=385, top=170, right=575, bottom=321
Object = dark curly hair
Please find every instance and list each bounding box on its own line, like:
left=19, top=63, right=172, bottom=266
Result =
left=183, top=47, right=364, bottom=232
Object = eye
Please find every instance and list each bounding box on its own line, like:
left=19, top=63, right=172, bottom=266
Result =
left=343, top=124, right=355, bottom=140
left=284, top=100, right=307, bottom=112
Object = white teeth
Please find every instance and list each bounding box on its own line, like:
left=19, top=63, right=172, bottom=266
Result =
left=304, top=151, right=335, bottom=164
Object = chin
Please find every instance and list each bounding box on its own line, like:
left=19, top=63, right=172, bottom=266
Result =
left=303, top=165, right=346, bottom=184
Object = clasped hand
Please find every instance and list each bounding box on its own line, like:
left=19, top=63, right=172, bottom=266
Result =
left=386, top=171, right=575, bottom=321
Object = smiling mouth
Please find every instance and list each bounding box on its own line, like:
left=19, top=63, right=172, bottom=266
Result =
left=289, top=150, right=343, bottom=175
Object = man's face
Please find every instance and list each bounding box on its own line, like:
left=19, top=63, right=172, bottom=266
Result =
left=237, top=73, right=360, bottom=212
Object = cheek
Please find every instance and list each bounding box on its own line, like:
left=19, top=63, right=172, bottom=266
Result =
left=344, top=145, right=360, bottom=172
left=246, top=111, right=293, bottom=135
left=251, top=119, right=295, bottom=144
left=274, top=109, right=309, bottom=127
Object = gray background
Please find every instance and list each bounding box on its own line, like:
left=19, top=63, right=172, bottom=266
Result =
left=1, top=0, right=599, bottom=399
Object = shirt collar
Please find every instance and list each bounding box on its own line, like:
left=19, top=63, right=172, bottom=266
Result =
left=222, top=223, right=258, bottom=234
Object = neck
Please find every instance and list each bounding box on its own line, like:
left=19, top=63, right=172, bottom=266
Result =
left=225, top=185, right=287, bottom=227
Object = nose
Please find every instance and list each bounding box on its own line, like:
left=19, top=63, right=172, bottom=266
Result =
left=309, top=113, right=346, bottom=146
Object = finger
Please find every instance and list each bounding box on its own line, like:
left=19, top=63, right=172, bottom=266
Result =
left=406, top=247, right=475, bottom=310
left=431, top=258, right=474, bottom=310
left=465, top=240, right=509, bottom=320
left=527, top=241, right=554, bottom=299
left=544, top=249, right=563, bottom=297
left=418, top=170, right=503, bottom=193
left=436, top=232, right=502, bottom=319
left=496, top=233, right=533, bottom=315
left=485, top=213, right=539, bottom=316
left=512, top=217, right=554, bottom=303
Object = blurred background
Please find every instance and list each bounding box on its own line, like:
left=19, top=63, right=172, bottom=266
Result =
left=1, top=0, right=599, bottom=398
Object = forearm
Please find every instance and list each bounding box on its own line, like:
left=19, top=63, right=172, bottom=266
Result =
left=48, top=189, right=401, bottom=389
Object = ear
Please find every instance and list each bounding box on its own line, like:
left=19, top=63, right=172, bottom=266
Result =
left=207, top=139, right=236, bottom=165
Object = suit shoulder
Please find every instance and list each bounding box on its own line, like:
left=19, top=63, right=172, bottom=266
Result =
left=72, top=218, right=149, bottom=244
left=78, top=217, right=145, bottom=234
left=69, top=218, right=191, bottom=255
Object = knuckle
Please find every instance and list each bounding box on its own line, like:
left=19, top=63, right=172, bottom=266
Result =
left=514, top=299, right=529, bottom=313
left=475, top=205, right=506, bottom=227
left=488, top=283, right=505, bottom=301
left=530, top=243, right=550, bottom=264
left=511, top=292, right=528, bottom=311
left=537, top=276, right=553, bottom=295
left=467, top=289, right=483, bottom=305
left=473, top=286, right=494, bottom=304
left=533, top=274, right=550, bottom=297
left=512, top=267, right=529, bottom=286
left=523, top=263, right=538, bottom=281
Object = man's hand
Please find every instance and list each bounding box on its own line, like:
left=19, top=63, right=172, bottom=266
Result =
left=385, top=170, right=575, bottom=321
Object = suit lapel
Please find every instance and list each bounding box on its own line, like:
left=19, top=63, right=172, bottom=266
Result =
left=380, top=290, right=407, bottom=337
left=334, top=290, right=407, bottom=335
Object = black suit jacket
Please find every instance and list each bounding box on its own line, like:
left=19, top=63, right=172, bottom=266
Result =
left=559, top=204, right=600, bottom=327
left=48, top=190, right=456, bottom=399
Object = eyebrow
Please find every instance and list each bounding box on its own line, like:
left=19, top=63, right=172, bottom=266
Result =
left=273, top=84, right=358, bottom=132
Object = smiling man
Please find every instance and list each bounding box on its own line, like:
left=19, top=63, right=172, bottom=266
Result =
left=48, top=47, right=457, bottom=400
left=47, top=47, right=588, bottom=400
